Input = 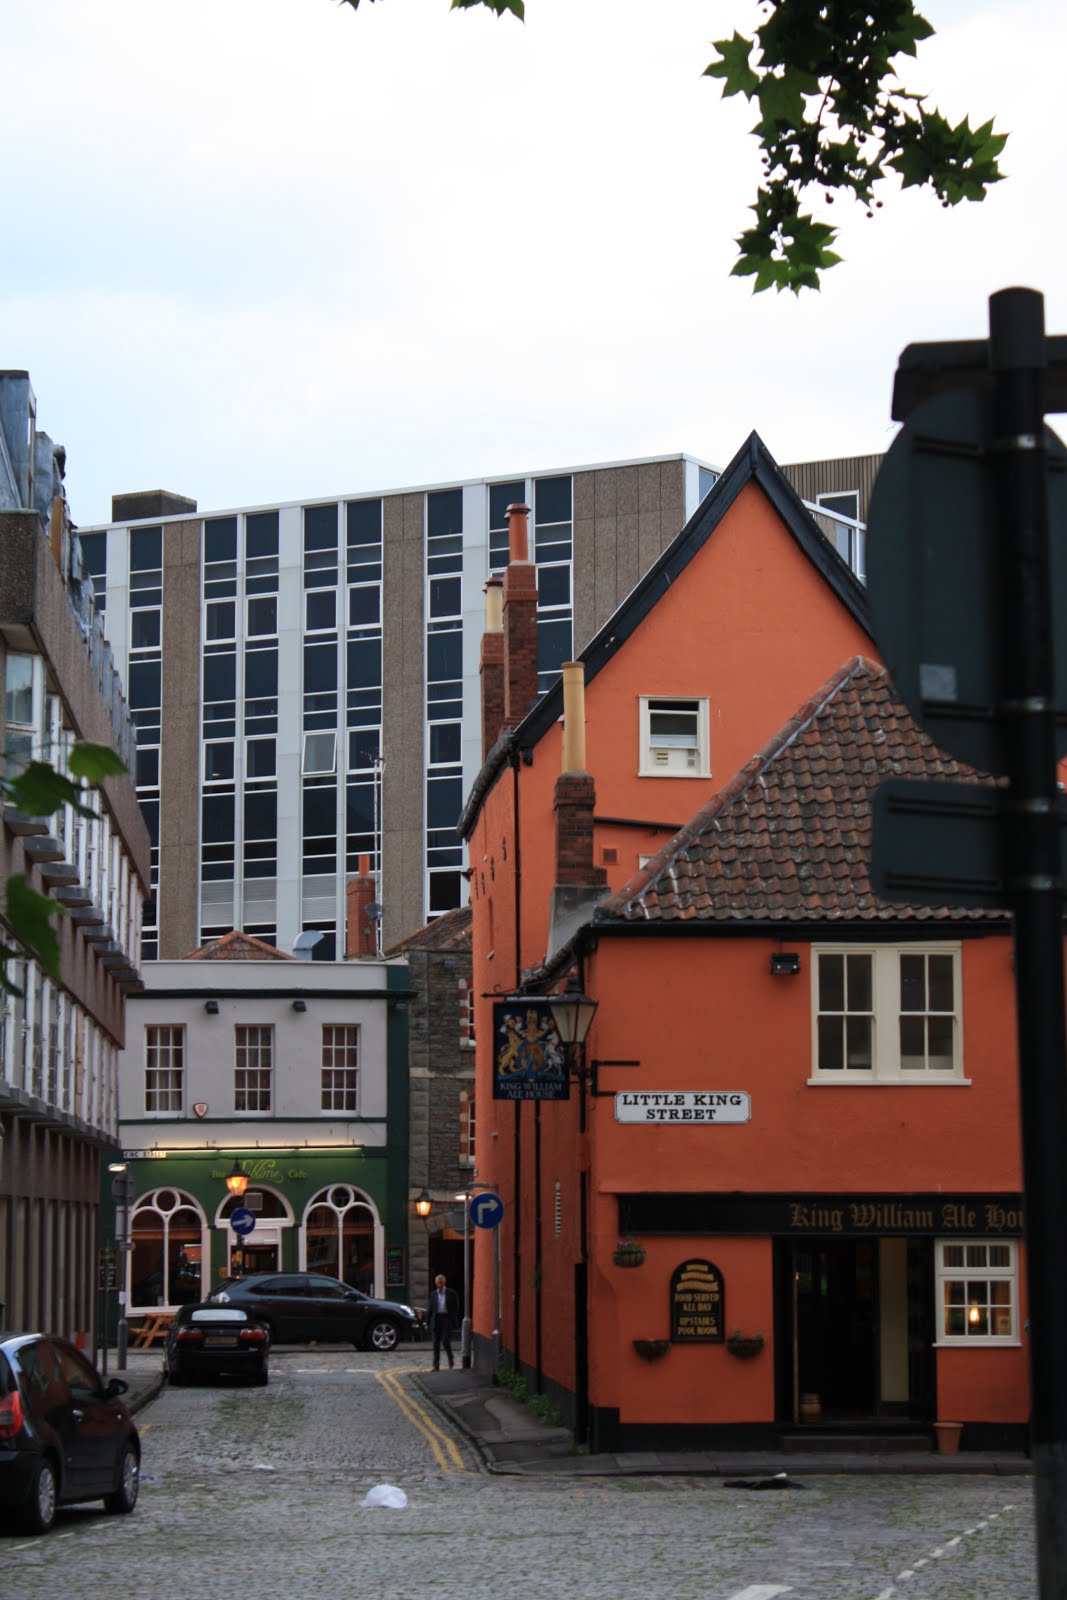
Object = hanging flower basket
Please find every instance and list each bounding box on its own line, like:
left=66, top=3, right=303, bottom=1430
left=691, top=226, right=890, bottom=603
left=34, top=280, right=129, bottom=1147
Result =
left=633, top=1338, right=670, bottom=1362
left=612, top=1240, right=646, bottom=1268
left=726, top=1331, right=765, bottom=1359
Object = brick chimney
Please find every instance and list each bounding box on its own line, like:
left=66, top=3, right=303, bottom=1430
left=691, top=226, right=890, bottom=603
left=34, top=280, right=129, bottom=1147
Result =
left=346, top=855, right=378, bottom=958
left=502, top=504, right=539, bottom=729
left=549, top=663, right=608, bottom=955
left=480, top=576, right=505, bottom=757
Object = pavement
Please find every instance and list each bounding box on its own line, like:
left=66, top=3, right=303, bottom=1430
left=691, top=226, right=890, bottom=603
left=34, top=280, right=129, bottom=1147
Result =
left=109, top=1345, right=1033, bottom=1479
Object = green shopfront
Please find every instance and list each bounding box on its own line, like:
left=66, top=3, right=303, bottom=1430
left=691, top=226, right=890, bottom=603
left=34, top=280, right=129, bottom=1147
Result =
left=119, top=1146, right=411, bottom=1312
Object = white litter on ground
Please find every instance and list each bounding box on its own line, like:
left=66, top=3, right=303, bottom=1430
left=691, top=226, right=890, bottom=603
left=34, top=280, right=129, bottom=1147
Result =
left=361, top=1484, right=408, bottom=1510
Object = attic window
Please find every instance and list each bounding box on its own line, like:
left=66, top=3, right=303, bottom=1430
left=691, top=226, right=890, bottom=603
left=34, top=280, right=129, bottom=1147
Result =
left=639, top=697, right=710, bottom=778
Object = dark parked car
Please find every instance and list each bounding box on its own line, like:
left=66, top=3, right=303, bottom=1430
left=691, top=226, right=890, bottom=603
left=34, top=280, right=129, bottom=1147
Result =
left=209, top=1272, right=420, bottom=1350
left=0, top=1334, right=139, bottom=1534
left=164, top=1303, right=269, bottom=1387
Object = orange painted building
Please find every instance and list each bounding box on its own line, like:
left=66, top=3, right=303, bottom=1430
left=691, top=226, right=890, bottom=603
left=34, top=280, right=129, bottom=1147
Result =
left=461, top=437, right=1029, bottom=1452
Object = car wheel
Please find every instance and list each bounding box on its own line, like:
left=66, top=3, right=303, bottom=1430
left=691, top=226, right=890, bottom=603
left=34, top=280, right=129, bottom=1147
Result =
left=365, top=1318, right=401, bottom=1353
left=22, top=1457, right=58, bottom=1534
left=252, top=1365, right=269, bottom=1387
left=104, top=1443, right=139, bottom=1515
left=168, top=1360, right=184, bottom=1386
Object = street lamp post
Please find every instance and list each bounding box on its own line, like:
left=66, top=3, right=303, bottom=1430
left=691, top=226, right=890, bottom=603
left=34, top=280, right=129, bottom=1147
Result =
left=225, top=1159, right=249, bottom=1277
left=108, top=1162, right=135, bottom=1371
left=547, top=973, right=599, bottom=1446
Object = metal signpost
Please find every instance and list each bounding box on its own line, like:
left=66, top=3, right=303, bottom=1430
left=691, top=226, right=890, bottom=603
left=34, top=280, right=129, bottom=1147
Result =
left=868, top=288, right=1067, bottom=1597
left=229, top=1206, right=256, bottom=1278
left=469, top=1191, right=504, bottom=1375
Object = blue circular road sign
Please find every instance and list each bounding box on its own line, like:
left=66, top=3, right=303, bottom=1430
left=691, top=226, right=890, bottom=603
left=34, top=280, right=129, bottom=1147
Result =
left=469, top=1192, right=504, bottom=1229
left=230, top=1207, right=256, bottom=1237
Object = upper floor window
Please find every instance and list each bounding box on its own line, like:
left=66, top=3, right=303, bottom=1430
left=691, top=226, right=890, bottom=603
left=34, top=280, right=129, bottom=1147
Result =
left=936, top=1240, right=1017, bottom=1344
left=638, top=696, right=710, bottom=778
left=4, top=652, right=44, bottom=775
left=235, top=1024, right=273, bottom=1113
left=812, top=946, right=962, bottom=1081
left=145, top=1024, right=184, bottom=1114
left=321, top=1024, right=359, bottom=1112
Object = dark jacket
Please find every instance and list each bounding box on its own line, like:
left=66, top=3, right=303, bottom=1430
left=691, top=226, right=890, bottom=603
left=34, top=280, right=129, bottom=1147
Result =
left=426, top=1285, right=460, bottom=1326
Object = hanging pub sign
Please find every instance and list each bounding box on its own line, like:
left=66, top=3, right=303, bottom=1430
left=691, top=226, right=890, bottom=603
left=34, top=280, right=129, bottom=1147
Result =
left=670, top=1259, right=724, bottom=1342
left=492, top=999, right=569, bottom=1101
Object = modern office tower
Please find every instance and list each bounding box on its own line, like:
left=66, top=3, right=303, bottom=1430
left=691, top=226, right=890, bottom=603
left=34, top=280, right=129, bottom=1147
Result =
left=80, top=450, right=872, bottom=963
left=1, top=371, right=149, bottom=1337
left=79, top=456, right=721, bottom=959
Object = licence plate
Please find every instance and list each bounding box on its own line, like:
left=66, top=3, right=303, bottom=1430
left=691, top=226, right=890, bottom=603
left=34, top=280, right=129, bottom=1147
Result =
left=204, top=1335, right=237, bottom=1348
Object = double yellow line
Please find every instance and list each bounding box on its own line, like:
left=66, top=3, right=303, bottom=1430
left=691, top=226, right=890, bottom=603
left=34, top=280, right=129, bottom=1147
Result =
left=375, top=1366, right=467, bottom=1474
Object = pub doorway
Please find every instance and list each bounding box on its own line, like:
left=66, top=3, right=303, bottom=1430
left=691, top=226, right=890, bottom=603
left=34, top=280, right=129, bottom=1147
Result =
left=775, top=1237, right=934, bottom=1424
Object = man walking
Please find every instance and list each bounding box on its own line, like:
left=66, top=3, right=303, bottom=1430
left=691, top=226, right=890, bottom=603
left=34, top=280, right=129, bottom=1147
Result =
left=426, top=1273, right=459, bottom=1370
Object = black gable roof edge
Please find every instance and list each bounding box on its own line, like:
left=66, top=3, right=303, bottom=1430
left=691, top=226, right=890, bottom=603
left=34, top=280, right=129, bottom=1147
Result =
left=460, top=433, right=875, bottom=840
left=510, top=432, right=874, bottom=759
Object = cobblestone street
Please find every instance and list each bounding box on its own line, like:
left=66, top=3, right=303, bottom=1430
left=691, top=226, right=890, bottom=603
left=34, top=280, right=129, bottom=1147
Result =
left=0, top=1351, right=1039, bottom=1599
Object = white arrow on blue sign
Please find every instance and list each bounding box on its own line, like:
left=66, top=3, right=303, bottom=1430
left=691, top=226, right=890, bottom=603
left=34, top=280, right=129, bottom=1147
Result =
left=230, top=1207, right=256, bottom=1236
left=469, top=1192, right=504, bottom=1229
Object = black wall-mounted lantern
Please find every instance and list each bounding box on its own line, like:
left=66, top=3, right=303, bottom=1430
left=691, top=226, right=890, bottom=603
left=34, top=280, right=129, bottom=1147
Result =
left=770, top=953, right=801, bottom=977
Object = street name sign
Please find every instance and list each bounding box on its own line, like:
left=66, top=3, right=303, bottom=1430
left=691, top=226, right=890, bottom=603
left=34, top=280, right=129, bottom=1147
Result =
left=614, top=1092, right=751, bottom=1124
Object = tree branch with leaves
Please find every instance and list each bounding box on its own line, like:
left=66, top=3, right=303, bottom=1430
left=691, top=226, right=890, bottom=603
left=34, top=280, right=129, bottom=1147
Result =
left=705, top=0, right=1007, bottom=292
left=2, top=743, right=127, bottom=993
left=339, top=0, right=1005, bottom=293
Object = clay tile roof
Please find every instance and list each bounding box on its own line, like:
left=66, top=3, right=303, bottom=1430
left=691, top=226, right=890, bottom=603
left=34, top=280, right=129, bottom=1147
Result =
left=183, top=930, right=295, bottom=961
left=385, top=905, right=472, bottom=956
left=599, top=657, right=1005, bottom=928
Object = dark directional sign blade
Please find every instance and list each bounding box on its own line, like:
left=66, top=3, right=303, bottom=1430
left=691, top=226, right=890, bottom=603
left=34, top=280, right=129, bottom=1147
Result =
left=873, top=778, right=1067, bottom=908
left=866, top=388, right=1067, bottom=774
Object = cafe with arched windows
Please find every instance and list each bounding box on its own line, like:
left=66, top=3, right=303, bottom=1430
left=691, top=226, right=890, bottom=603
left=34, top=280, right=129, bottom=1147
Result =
left=120, top=1149, right=403, bottom=1315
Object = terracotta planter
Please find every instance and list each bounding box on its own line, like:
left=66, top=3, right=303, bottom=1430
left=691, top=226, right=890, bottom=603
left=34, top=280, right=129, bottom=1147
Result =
left=934, top=1421, right=963, bottom=1455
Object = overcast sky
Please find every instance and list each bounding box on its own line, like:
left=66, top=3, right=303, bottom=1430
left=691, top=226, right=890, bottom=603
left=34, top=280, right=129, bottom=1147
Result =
left=4, top=0, right=1062, bottom=525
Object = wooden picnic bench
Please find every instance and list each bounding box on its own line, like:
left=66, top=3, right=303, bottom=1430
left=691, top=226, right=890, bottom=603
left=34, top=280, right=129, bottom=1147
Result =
left=131, top=1312, right=175, bottom=1348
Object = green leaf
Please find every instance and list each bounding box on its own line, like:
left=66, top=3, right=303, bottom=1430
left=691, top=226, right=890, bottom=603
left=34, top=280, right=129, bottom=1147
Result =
left=68, top=742, right=127, bottom=783
left=705, top=34, right=760, bottom=100
left=7, top=762, right=86, bottom=819
left=451, top=0, right=524, bottom=14
left=5, top=874, right=62, bottom=980
left=757, top=72, right=808, bottom=129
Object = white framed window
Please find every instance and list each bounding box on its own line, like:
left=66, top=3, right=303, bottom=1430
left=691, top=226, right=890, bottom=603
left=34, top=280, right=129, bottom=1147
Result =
left=811, top=945, right=963, bottom=1082
left=638, top=696, right=710, bottom=777
left=936, top=1240, right=1018, bottom=1344
left=235, top=1024, right=273, bottom=1113
left=4, top=652, right=45, bottom=777
left=321, top=1024, right=359, bottom=1112
left=302, top=731, right=337, bottom=776
left=145, top=1024, right=184, bottom=1114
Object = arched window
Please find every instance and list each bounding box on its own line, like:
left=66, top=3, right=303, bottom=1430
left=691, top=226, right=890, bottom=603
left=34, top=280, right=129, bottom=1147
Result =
left=130, top=1188, right=207, bottom=1311
left=303, top=1185, right=377, bottom=1294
